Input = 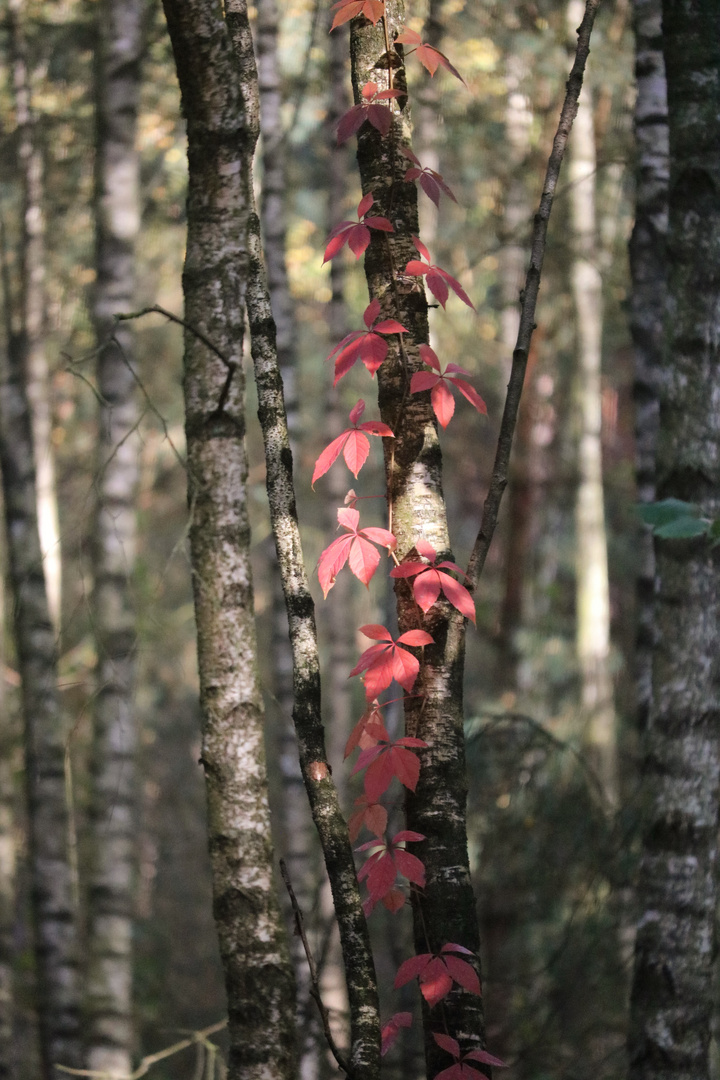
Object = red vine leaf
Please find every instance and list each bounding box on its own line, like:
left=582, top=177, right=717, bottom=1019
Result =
left=394, top=944, right=482, bottom=1007
left=312, top=399, right=394, bottom=485
left=395, top=28, right=467, bottom=85
left=337, top=81, right=402, bottom=144
left=404, top=238, right=475, bottom=310
left=327, top=300, right=408, bottom=384
left=390, top=538, right=476, bottom=623
left=348, top=793, right=388, bottom=841
left=324, top=192, right=394, bottom=263
left=357, top=830, right=425, bottom=914
left=381, top=1012, right=413, bottom=1056
left=330, top=0, right=385, bottom=30
left=432, top=1031, right=507, bottom=1080
left=349, top=624, right=434, bottom=698
left=352, top=734, right=428, bottom=800
left=399, top=147, right=458, bottom=208
left=317, top=505, right=396, bottom=596
left=344, top=700, right=389, bottom=758
left=410, top=344, right=486, bottom=428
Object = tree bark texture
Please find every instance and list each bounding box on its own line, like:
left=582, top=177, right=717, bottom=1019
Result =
left=160, top=4, right=297, bottom=1078
left=8, top=0, right=61, bottom=632
left=0, top=315, right=81, bottom=1078
left=627, top=3, right=720, bottom=1079
left=348, top=8, right=486, bottom=1072
left=223, top=4, right=381, bottom=1075
left=629, top=0, right=667, bottom=734
left=566, top=0, right=617, bottom=809
left=86, top=0, right=143, bottom=1073
left=0, top=559, right=15, bottom=1080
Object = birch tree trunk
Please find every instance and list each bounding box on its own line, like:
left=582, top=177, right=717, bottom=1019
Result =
left=7, top=0, right=61, bottom=632
left=0, top=556, right=15, bottom=1080
left=349, top=7, right=486, bottom=1071
left=627, top=3, right=720, bottom=1078
left=86, top=0, right=143, bottom=1073
left=0, top=281, right=81, bottom=1080
left=566, top=0, right=617, bottom=809
left=160, top=5, right=297, bottom=1078
left=629, top=0, right=667, bottom=735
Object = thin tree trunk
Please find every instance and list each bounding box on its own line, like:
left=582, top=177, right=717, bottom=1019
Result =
left=0, top=237, right=81, bottom=1080
left=223, top=4, right=381, bottom=1075
left=160, top=5, right=297, bottom=1078
left=349, top=7, right=486, bottom=1071
left=629, top=0, right=667, bottom=737
left=8, top=0, right=61, bottom=632
left=566, top=0, right=617, bottom=809
left=86, top=0, right=143, bottom=1073
left=496, top=56, right=534, bottom=690
left=0, top=545, right=15, bottom=1080
left=627, top=3, right=720, bottom=1079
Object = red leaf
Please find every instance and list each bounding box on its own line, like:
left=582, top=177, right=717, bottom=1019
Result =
left=344, top=703, right=388, bottom=758
left=420, top=958, right=454, bottom=1007
left=413, top=236, right=431, bottom=261
left=395, top=954, right=432, bottom=987
left=337, top=104, right=366, bottom=144
left=381, top=1012, right=412, bottom=1057
left=342, top=429, right=371, bottom=475
left=330, top=0, right=385, bottom=30
left=312, top=432, right=351, bottom=486
left=431, top=380, right=455, bottom=427
left=394, top=848, right=425, bottom=887
left=358, top=190, right=374, bottom=217
left=390, top=647, right=420, bottom=693
left=373, top=318, right=408, bottom=334
left=443, top=955, right=482, bottom=996
left=413, top=570, right=442, bottom=612
left=448, top=377, right=487, bottom=415
left=433, top=1033, right=461, bottom=1060
left=349, top=399, right=366, bottom=425
left=382, top=887, right=406, bottom=912
left=366, top=102, right=394, bottom=136
left=348, top=223, right=371, bottom=258
left=359, top=623, right=393, bottom=641
left=418, top=343, right=442, bottom=372
left=392, top=829, right=426, bottom=842
left=426, top=270, right=450, bottom=308
left=318, top=534, right=354, bottom=597
left=438, top=572, right=476, bottom=623
left=385, top=746, right=421, bottom=792
left=395, top=28, right=422, bottom=45
left=348, top=535, right=382, bottom=586
left=465, top=1049, right=507, bottom=1067
left=397, top=629, right=434, bottom=646
left=405, top=258, right=429, bottom=277
left=364, top=215, right=394, bottom=232
left=364, top=298, right=381, bottom=327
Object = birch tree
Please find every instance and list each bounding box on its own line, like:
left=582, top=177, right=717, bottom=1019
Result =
left=628, top=3, right=720, bottom=1078
left=86, top=0, right=143, bottom=1073
left=160, top=3, right=298, bottom=1077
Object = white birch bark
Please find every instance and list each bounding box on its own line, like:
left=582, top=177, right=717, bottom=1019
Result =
left=86, top=0, right=143, bottom=1073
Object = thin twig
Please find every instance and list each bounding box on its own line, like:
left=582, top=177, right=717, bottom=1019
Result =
left=465, top=0, right=602, bottom=595
left=115, top=305, right=234, bottom=371
left=56, top=1021, right=227, bottom=1080
left=279, top=858, right=353, bottom=1079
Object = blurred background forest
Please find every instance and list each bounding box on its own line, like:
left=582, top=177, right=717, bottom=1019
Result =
left=0, top=0, right=647, bottom=1077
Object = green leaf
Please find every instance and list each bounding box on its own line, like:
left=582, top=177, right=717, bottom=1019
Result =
left=635, top=498, right=699, bottom=527
left=654, top=516, right=709, bottom=540
left=707, top=519, right=720, bottom=547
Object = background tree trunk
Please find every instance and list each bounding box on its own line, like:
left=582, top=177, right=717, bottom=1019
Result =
left=0, top=261, right=81, bottom=1080
left=566, top=0, right=617, bottom=809
left=627, top=2, right=720, bottom=1078
left=7, top=0, right=61, bottom=632
left=629, top=0, right=667, bottom=737
left=86, top=0, right=143, bottom=1073
left=160, top=4, right=297, bottom=1077
left=0, top=552, right=15, bottom=1080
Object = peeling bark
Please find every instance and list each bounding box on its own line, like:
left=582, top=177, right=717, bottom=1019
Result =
left=86, top=0, right=143, bottom=1073
left=160, top=4, right=297, bottom=1078
left=627, top=3, right=720, bottom=1079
